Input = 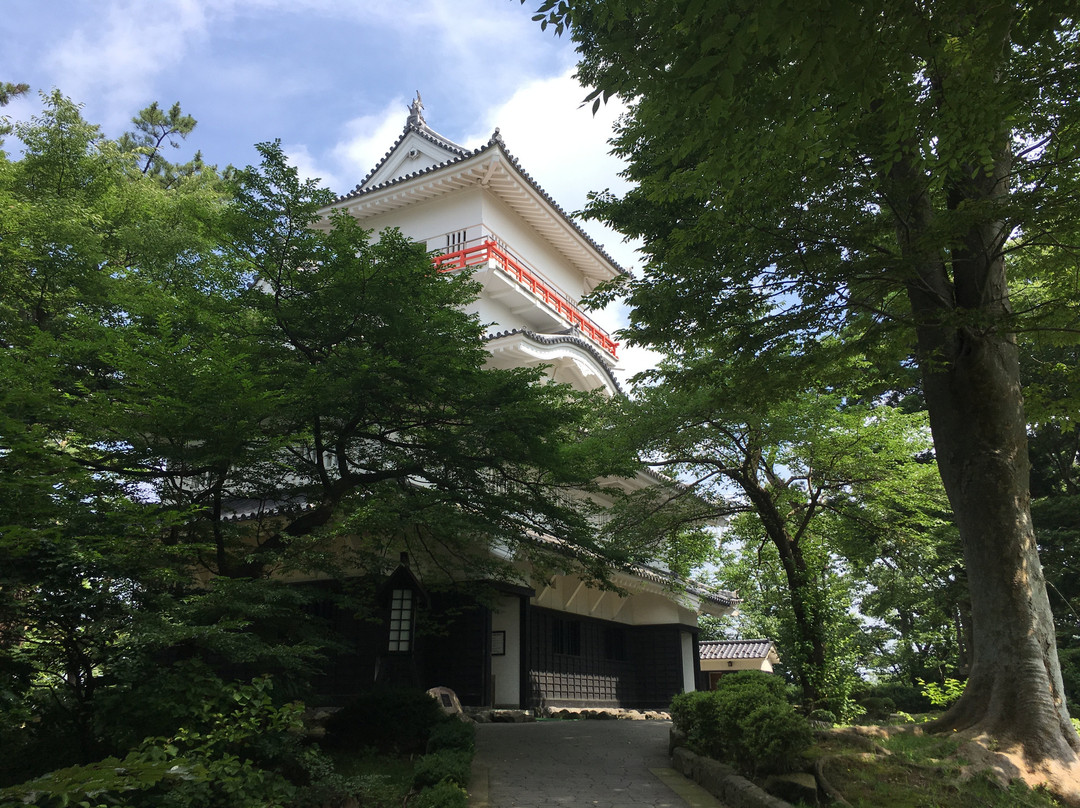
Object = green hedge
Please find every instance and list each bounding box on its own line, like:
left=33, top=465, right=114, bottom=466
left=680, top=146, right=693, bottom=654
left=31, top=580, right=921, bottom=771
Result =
left=856, top=682, right=932, bottom=713
left=411, top=778, right=469, bottom=808
left=426, top=718, right=475, bottom=754
left=412, top=748, right=472, bottom=790
left=412, top=715, right=475, bottom=808
left=671, top=672, right=811, bottom=777
left=323, top=686, right=446, bottom=753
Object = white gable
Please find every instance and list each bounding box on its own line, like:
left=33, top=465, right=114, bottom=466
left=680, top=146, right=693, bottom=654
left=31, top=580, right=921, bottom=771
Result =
left=355, top=93, right=471, bottom=191
left=365, top=130, right=456, bottom=186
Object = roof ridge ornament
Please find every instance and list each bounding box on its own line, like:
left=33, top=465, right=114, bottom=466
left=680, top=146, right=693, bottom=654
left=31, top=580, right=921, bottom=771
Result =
left=490, top=126, right=505, bottom=147
left=407, top=91, right=425, bottom=128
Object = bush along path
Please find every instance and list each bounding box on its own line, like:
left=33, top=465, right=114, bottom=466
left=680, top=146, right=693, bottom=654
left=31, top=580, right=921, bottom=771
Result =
left=669, top=672, right=1064, bottom=808
left=0, top=681, right=478, bottom=808
left=321, top=686, right=476, bottom=808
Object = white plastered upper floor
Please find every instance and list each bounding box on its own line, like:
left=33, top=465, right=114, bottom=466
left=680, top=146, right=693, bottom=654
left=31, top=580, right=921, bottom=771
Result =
left=530, top=570, right=733, bottom=628
left=318, top=96, right=632, bottom=396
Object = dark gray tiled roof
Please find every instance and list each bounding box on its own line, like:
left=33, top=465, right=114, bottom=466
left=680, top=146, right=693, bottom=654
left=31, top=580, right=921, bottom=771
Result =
left=699, top=639, right=776, bottom=660
left=332, top=121, right=627, bottom=278
left=631, top=564, right=740, bottom=608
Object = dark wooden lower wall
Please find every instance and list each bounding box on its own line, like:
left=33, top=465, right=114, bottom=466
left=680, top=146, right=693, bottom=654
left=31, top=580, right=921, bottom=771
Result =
left=525, top=606, right=689, bottom=710
left=302, top=586, right=692, bottom=711
left=305, top=583, right=492, bottom=706
left=417, top=591, right=491, bottom=706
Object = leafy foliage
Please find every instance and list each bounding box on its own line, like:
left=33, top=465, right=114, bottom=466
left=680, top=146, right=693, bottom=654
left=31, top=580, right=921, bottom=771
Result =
left=606, top=369, right=950, bottom=717
left=410, top=778, right=470, bottom=808
left=919, top=677, right=966, bottom=709
left=0, top=92, right=615, bottom=797
left=0, top=82, right=29, bottom=106
left=671, top=671, right=812, bottom=776
left=526, top=0, right=1080, bottom=770
left=411, top=749, right=472, bottom=790
left=426, top=718, right=476, bottom=754
left=323, top=687, right=448, bottom=754
left=0, top=677, right=312, bottom=808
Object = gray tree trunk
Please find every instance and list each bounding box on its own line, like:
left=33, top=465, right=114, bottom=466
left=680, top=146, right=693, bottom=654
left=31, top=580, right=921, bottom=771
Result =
left=893, top=148, right=1080, bottom=778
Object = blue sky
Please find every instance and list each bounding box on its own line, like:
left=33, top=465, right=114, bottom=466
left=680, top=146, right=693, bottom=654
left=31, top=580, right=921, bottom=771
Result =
left=2, top=0, right=652, bottom=376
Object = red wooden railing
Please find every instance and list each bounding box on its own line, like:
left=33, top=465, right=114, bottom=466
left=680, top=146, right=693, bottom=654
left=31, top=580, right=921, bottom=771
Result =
left=433, top=240, right=619, bottom=358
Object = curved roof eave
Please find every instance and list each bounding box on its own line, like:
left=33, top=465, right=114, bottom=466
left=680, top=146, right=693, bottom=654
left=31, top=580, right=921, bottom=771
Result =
left=484, top=328, right=625, bottom=396
left=610, top=564, right=741, bottom=611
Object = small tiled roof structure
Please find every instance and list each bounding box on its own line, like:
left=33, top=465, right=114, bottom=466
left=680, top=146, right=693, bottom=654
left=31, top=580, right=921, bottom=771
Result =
left=699, top=639, right=776, bottom=661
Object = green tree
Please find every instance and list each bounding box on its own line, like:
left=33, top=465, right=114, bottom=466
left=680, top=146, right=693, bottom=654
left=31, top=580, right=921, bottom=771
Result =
left=0, top=94, right=620, bottom=782
left=0, top=91, right=243, bottom=776
left=605, top=370, right=942, bottom=717
left=117, top=100, right=204, bottom=186
left=0, top=82, right=28, bottom=107
left=843, top=509, right=968, bottom=685
left=712, top=512, right=866, bottom=720
left=528, top=0, right=1080, bottom=793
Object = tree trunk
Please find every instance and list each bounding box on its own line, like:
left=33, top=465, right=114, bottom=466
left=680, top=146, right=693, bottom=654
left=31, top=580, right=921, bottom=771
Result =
left=918, top=318, right=1077, bottom=760
left=739, top=472, right=827, bottom=708
left=893, top=144, right=1080, bottom=792
left=954, top=598, right=973, bottom=678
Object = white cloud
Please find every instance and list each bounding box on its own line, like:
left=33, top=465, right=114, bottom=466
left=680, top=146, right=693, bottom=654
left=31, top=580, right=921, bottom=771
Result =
left=467, top=71, right=639, bottom=268
left=282, top=143, right=335, bottom=192
left=319, top=98, right=411, bottom=194
left=44, top=0, right=212, bottom=130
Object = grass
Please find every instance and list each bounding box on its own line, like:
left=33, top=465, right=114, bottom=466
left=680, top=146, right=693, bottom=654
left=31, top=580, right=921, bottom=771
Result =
left=803, top=725, right=1063, bottom=808
left=328, top=748, right=416, bottom=808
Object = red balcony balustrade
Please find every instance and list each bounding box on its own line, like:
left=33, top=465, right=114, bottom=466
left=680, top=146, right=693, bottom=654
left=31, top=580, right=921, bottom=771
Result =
left=432, top=240, right=619, bottom=359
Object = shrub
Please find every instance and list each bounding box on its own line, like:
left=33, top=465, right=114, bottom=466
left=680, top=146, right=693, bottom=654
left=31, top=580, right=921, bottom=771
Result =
left=0, top=676, right=306, bottom=808
left=426, top=717, right=475, bottom=753
left=323, top=686, right=445, bottom=753
left=411, top=749, right=472, bottom=790
left=412, top=778, right=469, bottom=808
left=857, top=682, right=932, bottom=713
left=671, top=672, right=811, bottom=777
left=858, top=696, right=896, bottom=722
left=669, top=691, right=718, bottom=747
left=738, top=702, right=814, bottom=776
left=807, top=709, right=837, bottom=725
left=291, top=746, right=399, bottom=808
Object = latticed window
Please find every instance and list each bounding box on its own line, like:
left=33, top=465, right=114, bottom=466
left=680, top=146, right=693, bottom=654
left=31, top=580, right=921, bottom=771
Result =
left=552, top=617, right=581, bottom=657
left=388, top=588, right=414, bottom=653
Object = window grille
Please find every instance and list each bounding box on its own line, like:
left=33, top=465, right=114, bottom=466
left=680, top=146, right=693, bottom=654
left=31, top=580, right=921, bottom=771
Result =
left=388, top=588, right=414, bottom=652
left=552, top=617, right=581, bottom=656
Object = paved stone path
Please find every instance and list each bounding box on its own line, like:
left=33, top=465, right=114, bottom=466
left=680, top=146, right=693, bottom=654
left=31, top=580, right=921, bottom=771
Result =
left=471, top=719, right=726, bottom=808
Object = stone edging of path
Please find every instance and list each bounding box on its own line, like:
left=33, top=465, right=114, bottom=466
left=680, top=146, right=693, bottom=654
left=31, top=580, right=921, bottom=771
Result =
left=670, top=745, right=798, bottom=808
